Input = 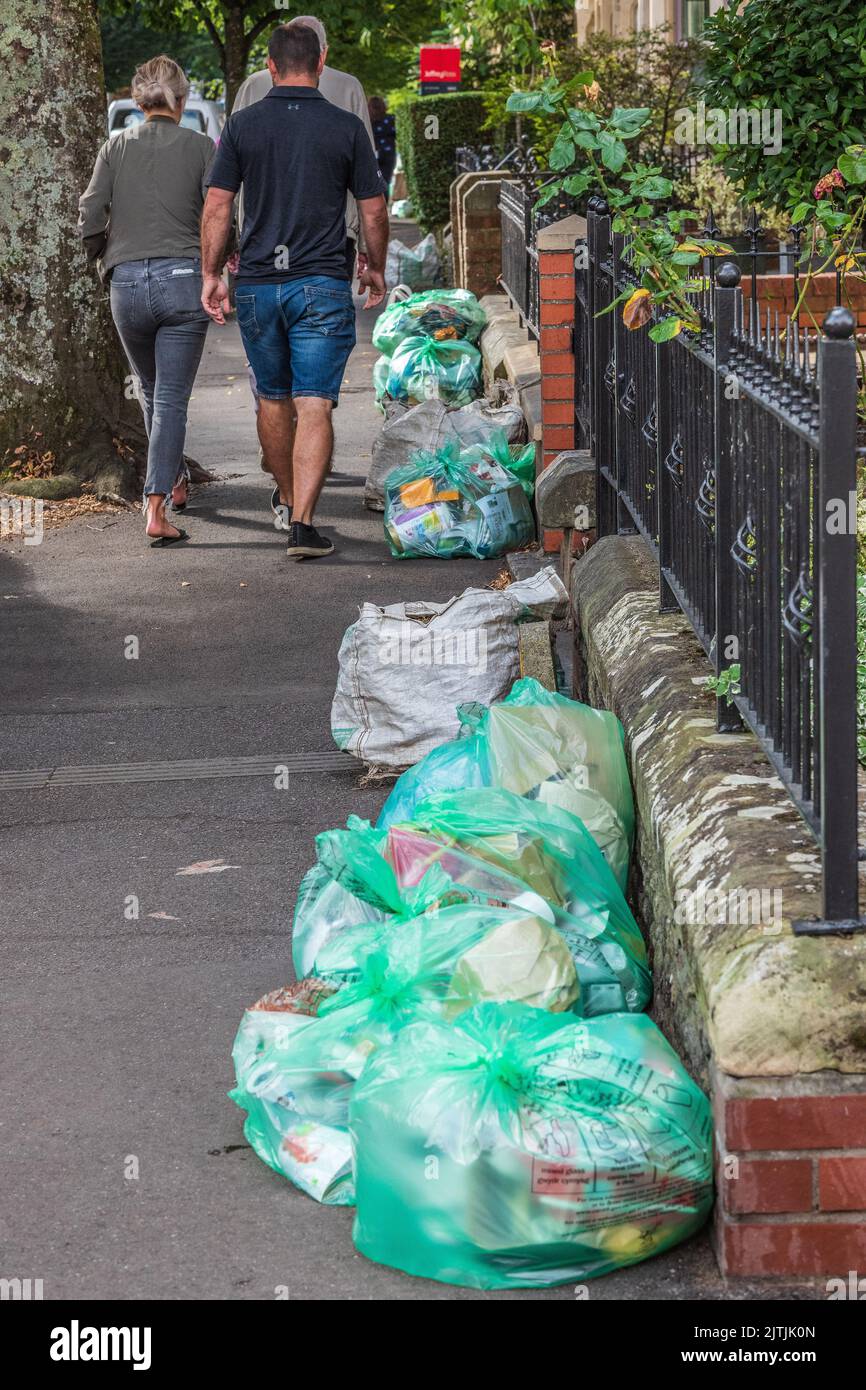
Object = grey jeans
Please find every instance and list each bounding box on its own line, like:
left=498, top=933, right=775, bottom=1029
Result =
left=110, top=257, right=209, bottom=499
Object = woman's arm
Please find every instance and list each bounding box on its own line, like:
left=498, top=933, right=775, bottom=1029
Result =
left=77, top=141, right=114, bottom=258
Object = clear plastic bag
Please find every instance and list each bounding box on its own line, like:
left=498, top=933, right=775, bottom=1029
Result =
left=380, top=336, right=482, bottom=407
left=378, top=678, right=635, bottom=889
left=383, top=439, right=533, bottom=560
left=372, top=289, right=487, bottom=357
left=351, top=1003, right=713, bottom=1288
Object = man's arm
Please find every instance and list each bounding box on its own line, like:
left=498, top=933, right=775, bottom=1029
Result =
left=200, top=188, right=234, bottom=323
left=345, top=74, right=376, bottom=257
left=357, top=195, right=389, bottom=308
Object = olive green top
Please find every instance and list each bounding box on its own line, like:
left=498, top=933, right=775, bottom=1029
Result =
left=78, top=116, right=215, bottom=276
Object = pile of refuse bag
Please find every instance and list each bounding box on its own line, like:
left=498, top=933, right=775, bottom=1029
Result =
left=365, top=386, right=526, bottom=512
left=373, top=287, right=485, bottom=408
left=229, top=676, right=714, bottom=1289
left=383, top=434, right=535, bottom=560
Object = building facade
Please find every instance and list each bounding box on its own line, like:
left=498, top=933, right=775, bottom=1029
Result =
left=575, top=0, right=726, bottom=42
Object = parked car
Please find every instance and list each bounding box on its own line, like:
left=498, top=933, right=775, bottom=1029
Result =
left=107, top=98, right=224, bottom=143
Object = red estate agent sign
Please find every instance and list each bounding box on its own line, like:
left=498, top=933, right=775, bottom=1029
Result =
left=419, top=45, right=461, bottom=94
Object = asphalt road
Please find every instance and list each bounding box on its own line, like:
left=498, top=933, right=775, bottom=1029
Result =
left=0, top=291, right=823, bottom=1301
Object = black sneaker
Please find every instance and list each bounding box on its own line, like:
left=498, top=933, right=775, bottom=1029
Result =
left=286, top=521, right=334, bottom=559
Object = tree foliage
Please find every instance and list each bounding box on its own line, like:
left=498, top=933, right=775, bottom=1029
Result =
left=702, top=0, right=866, bottom=210
left=99, top=0, right=442, bottom=106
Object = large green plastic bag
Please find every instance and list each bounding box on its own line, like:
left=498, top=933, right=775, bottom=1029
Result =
left=378, top=678, right=635, bottom=889
left=233, top=906, right=581, bottom=1205
left=229, top=980, right=355, bottom=1205
left=351, top=1003, right=713, bottom=1288
left=381, top=335, right=482, bottom=407
left=292, top=815, right=558, bottom=980
left=384, top=439, right=533, bottom=560
left=292, top=805, right=649, bottom=1015
left=373, top=289, right=487, bottom=357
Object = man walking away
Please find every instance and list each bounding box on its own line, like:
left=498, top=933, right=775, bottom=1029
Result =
left=232, top=15, right=376, bottom=535
left=232, top=15, right=375, bottom=286
left=200, top=24, right=388, bottom=560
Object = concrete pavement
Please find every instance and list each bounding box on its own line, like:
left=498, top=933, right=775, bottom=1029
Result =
left=0, top=298, right=821, bottom=1300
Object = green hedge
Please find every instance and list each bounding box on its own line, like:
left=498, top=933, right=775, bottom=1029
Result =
left=395, top=92, right=488, bottom=231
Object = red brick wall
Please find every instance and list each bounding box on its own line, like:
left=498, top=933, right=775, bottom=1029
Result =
left=714, top=1079, right=866, bottom=1277
left=538, top=247, right=575, bottom=553
left=745, top=272, right=866, bottom=331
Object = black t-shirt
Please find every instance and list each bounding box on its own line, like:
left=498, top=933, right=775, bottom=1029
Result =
left=208, top=85, right=385, bottom=284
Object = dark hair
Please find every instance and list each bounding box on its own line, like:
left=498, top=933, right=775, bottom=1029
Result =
left=368, top=96, right=387, bottom=122
left=268, top=22, right=320, bottom=78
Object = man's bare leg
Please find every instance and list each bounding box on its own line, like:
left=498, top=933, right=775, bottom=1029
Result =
left=291, top=396, right=334, bottom=526
left=256, top=399, right=295, bottom=506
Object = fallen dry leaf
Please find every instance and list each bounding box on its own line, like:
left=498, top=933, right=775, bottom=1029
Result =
left=176, top=859, right=240, bottom=876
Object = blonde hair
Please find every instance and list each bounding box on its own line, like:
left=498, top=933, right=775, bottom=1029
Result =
left=131, top=55, right=190, bottom=112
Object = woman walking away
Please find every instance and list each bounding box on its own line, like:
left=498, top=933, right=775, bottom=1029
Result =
left=368, top=96, right=396, bottom=193
left=78, top=56, right=220, bottom=547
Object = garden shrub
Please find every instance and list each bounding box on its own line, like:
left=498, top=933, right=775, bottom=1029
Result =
left=395, top=92, right=488, bottom=231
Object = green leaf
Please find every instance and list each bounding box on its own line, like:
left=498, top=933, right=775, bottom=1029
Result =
left=567, top=108, right=600, bottom=131
left=549, top=127, right=576, bottom=171
left=609, top=106, right=651, bottom=138
left=534, top=181, right=564, bottom=208
left=563, top=172, right=591, bottom=196
left=506, top=91, right=546, bottom=114
left=649, top=316, right=684, bottom=343
left=632, top=175, right=673, bottom=200
left=671, top=251, right=701, bottom=266
left=839, top=151, right=866, bottom=183
left=790, top=201, right=812, bottom=224
left=599, top=132, right=628, bottom=172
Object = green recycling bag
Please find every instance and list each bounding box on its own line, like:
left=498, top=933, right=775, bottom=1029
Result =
left=383, top=438, right=533, bottom=560
left=350, top=1002, right=713, bottom=1288
left=381, top=335, right=482, bottom=406
left=292, top=800, right=649, bottom=1015
left=232, top=905, right=581, bottom=1204
left=372, top=289, right=487, bottom=357
left=293, top=814, right=564, bottom=981
left=378, top=678, right=635, bottom=890
left=229, top=980, right=356, bottom=1205
left=402, top=787, right=649, bottom=1014
left=459, top=428, right=537, bottom=497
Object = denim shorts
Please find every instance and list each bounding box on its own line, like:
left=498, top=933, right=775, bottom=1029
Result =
left=235, top=276, right=356, bottom=406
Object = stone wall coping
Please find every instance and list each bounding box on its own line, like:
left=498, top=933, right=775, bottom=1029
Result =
left=537, top=214, right=587, bottom=251
left=572, top=534, right=866, bottom=1081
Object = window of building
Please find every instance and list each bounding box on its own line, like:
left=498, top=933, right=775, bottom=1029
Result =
left=681, top=0, right=711, bottom=38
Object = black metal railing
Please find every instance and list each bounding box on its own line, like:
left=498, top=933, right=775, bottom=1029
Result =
left=576, top=200, right=862, bottom=931
left=454, top=140, right=574, bottom=337
left=500, top=177, right=578, bottom=338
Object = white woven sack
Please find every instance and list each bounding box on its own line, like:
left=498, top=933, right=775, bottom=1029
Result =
left=331, top=567, right=568, bottom=767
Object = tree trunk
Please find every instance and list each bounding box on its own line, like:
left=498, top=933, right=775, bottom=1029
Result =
left=223, top=8, right=250, bottom=115
left=0, top=0, right=145, bottom=497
